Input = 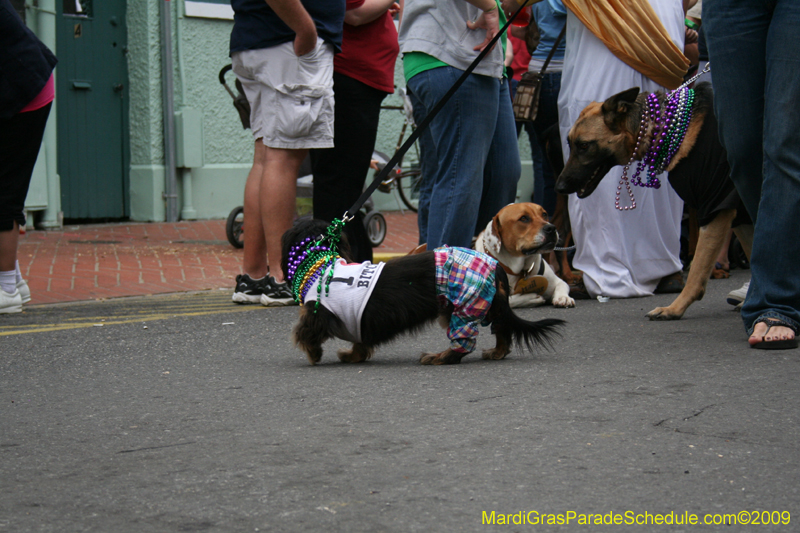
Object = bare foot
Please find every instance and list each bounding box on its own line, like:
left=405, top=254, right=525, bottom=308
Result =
left=748, top=319, right=797, bottom=348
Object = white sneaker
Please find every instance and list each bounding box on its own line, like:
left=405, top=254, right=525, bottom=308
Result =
left=0, top=289, right=22, bottom=314
left=16, top=279, right=31, bottom=304
left=727, top=280, right=750, bottom=306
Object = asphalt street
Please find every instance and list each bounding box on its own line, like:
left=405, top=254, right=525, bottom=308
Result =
left=1, top=269, right=798, bottom=532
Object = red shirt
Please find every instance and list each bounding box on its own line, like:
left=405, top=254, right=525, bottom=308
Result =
left=509, top=35, right=531, bottom=82
left=335, top=0, right=399, bottom=93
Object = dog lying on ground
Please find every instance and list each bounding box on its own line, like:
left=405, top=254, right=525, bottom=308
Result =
left=475, top=202, right=575, bottom=309
left=555, top=82, right=753, bottom=320
left=281, top=218, right=565, bottom=365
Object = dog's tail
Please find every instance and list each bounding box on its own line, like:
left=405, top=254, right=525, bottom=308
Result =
left=494, top=268, right=566, bottom=352
left=507, top=312, right=566, bottom=352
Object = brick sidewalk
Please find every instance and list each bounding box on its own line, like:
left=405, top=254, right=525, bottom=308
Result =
left=17, top=211, right=419, bottom=305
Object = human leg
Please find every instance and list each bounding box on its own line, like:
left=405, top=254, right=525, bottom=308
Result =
left=530, top=71, right=562, bottom=217
left=0, top=223, right=21, bottom=314
left=408, top=68, right=498, bottom=248
left=714, top=229, right=732, bottom=272
left=232, top=41, right=335, bottom=304
left=523, top=120, right=545, bottom=204
left=242, top=140, right=268, bottom=278
left=745, top=0, right=800, bottom=346
left=703, top=2, right=768, bottom=222
left=232, top=140, right=274, bottom=304
left=0, top=103, right=51, bottom=310
left=0, top=224, right=19, bottom=278
left=262, top=146, right=305, bottom=282
left=311, top=73, right=386, bottom=262
left=705, top=0, right=800, bottom=347
left=478, top=79, right=521, bottom=235
left=408, top=88, right=436, bottom=245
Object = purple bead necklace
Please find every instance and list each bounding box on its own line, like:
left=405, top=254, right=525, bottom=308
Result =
left=285, top=219, right=346, bottom=309
left=616, top=86, right=695, bottom=211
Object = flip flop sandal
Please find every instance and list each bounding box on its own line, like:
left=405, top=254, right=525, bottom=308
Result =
left=751, top=317, right=798, bottom=350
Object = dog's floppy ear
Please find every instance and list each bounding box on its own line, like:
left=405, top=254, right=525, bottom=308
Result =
left=601, top=87, right=640, bottom=133
left=407, top=243, right=427, bottom=255
left=482, top=215, right=503, bottom=255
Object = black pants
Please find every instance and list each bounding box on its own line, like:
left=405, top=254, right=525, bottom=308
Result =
left=0, top=103, right=51, bottom=231
left=311, top=73, right=387, bottom=263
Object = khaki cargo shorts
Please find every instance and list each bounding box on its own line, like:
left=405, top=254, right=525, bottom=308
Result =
left=232, top=39, right=335, bottom=149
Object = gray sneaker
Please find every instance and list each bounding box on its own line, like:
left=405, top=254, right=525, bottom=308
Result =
left=726, top=280, right=750, bottom=306
left=260, top=276, right=296, bottom=307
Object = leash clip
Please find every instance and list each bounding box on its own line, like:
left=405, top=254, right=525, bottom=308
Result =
left=672, top=62, right=711, bottom=93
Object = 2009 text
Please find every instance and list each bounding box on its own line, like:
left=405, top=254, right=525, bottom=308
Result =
left=481, top=510, right=791, bottom=527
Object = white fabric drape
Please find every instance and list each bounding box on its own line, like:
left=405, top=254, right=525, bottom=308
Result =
left=558, top=0, right=686, bottom=298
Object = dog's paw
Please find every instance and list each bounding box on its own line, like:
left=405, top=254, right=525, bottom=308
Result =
left=711, top=268, right=730, bottom=279
left=552, top=294, right=576, bottom=308
left=298, top=344, right=323, bottom=365
left=338, top=344, right=373, bottom=363
left=509, top=293, right=546, bottom=308
left=420, top=349, right=464, bottom=365
left=646, top=306, right=684, bottom=321
left=481, top=348, right=509, bottom=360
left=420, top=352, right=444, bottom=365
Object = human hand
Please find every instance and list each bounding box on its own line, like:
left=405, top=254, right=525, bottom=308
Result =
left=388, top=2, right=400, bottom=16
left=467, top=6, right=500, bottom=52
left=500, top=0, right=520, bottom=18
left=294, top=23, right=318, bottom=56
left=684, top=27, right=698, bottom=44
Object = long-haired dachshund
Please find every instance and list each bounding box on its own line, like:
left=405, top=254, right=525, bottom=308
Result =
left=281, top=218, right=565, bottom=365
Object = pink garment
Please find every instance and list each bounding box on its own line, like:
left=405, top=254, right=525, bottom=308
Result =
left=20, top=73, right=55, bottom=113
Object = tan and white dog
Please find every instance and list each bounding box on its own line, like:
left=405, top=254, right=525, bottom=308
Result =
left=476, top=203, right=575, bottom=309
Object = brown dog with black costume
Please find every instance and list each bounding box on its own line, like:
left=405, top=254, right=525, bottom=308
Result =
left=555, top=82, right=754, bottom=320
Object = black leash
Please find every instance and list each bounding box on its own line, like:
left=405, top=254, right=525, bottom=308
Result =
left=342, top=2, right=529, bottom=223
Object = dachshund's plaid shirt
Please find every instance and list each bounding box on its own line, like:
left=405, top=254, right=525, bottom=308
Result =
left=434, top=246, right=498, bottom=354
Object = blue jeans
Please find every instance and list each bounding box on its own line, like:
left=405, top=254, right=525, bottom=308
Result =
left=408, top=88, right=435, bottom=245
left=522, top=71, right=562, bottom=217
left=704, top=0, right=800, bottom=335
left=408, top=67, right=521, bottom=248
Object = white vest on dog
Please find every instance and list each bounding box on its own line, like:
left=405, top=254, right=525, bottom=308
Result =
left=303, top=259, right=385, bottom=343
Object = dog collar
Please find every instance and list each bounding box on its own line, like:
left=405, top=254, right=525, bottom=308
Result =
left=481, top=230, right=545, bottom=277
left=481, top=231, right=516, bottom=275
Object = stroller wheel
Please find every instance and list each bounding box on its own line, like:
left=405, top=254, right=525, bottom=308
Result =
left=364, top=211, right=386, bottom=248
left=226, top=206, right=245, bottom=249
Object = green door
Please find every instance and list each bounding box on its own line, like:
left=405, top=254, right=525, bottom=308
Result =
left=57, top=0, right=129, bottom=220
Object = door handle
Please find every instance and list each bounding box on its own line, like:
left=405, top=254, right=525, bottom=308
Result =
left=113, top=83, right=124, bottom=92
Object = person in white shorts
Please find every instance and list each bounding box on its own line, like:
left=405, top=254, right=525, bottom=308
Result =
left=229, top=0, right=345, bottom=306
